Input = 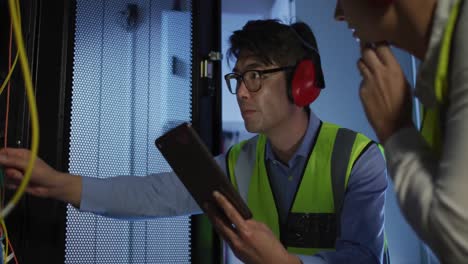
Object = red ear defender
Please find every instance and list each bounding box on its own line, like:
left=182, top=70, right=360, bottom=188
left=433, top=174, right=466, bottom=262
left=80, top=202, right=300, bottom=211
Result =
left=291, top=60, right=321, bottom=107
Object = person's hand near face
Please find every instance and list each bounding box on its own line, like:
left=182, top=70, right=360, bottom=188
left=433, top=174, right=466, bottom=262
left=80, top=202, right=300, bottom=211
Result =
left=334, top=1, right=414, bottom=143
left=357, top=43, right=414, bottom=143
left=204, top=191, right=302, bottom=264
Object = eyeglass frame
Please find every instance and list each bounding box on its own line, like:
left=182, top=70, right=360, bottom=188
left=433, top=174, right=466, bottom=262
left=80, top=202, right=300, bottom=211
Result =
left=224, top=66, right=295, bottom=95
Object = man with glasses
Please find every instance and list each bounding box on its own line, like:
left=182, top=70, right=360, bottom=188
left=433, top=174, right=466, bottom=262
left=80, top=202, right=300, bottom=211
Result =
left=0, top=19, right=387, bottom=263
left=208, top=19, right=388, bottom=264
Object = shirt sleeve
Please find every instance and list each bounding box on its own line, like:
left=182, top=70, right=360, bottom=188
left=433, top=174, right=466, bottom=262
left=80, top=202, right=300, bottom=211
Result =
left=297, top=255, right=328, bottom=263
left=315, top=143, right=388, bottom=263
left=79, top=153, right=228, bottom=219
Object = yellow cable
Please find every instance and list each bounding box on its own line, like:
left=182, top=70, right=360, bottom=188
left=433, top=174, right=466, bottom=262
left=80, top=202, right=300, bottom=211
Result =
left=0, top=52, right=19, bottom=96
left=0, top=219, right=9, bottom=263
left=0, top=0, right=40, bottom=218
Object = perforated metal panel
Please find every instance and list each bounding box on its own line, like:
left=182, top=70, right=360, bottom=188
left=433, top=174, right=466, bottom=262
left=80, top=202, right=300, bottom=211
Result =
left=66, top=1, right=192, bottom=263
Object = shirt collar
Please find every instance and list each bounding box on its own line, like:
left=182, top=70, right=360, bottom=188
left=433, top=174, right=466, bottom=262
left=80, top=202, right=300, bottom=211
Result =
left=265, top=111, right=321, bottom=166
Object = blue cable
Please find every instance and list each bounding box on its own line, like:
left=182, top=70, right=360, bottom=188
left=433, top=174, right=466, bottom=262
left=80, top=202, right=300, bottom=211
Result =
left=0, top=165, right=4, bottom=189
left=0, top=239, right=3, bottom=264
left=0, top=165, right=4, bottom=264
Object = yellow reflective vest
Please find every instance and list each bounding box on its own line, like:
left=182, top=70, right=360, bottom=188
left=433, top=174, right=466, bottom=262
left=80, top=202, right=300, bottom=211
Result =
left=226, top=122, right=373, bottom=255
left=421, top=0, right=463, bottom=153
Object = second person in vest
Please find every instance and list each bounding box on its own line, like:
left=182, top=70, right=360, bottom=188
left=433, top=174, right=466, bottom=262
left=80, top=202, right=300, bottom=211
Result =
left=0, top=19, right=388, bottom=263
left=334, top=0, right=468, bottom=262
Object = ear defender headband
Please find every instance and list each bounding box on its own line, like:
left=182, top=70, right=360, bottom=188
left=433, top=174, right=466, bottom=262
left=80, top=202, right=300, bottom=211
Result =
left=288, top=25, right=325, bottom=107
left=373, top=0, right=394, bottom=5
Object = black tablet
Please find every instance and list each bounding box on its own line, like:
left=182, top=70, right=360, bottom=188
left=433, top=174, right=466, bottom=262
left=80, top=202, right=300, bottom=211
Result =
left=155, top=122, right=252, bottom=220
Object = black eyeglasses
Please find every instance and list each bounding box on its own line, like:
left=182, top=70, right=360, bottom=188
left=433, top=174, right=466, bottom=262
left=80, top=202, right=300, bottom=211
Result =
left=224, top=66, right=295, bottom=94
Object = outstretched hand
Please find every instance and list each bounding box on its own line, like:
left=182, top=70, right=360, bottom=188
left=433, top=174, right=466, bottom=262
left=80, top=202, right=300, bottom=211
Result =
left=357, top=42, right=414, bottom=143
left=0, top=148, right=81, bottom=206
left=204, top=191, right=301, bottom=264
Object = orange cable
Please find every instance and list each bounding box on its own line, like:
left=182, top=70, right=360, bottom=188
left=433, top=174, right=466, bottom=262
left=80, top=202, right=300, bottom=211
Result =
left=2, top=20, right=15, bottom=212
left=2, top=16, right=19, bottom=264
left=4, top=19, right=14, bottom=149
left=7, top=238, right=19, bottom=264
left=0, top=1, right=22, bottom=261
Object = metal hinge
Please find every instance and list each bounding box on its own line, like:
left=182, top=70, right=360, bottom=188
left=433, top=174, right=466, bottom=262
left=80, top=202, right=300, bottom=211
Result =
left=200, top=51, right=222, bottom=79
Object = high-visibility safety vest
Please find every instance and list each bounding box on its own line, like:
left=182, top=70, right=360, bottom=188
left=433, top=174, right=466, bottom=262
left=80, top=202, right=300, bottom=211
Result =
left=226, top=122, right=373, bottom=255
left=421, top=0, right=463, bottom=154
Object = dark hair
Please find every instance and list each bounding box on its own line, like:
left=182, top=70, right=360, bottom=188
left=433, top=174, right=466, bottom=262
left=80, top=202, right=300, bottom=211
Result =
left=227, top=19, right=325, bottom=89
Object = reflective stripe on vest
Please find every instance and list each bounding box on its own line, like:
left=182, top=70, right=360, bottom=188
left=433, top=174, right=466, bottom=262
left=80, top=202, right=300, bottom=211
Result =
left=421, top=0, right=463, bottom=154
left=226, top=122, right=372, bottom=255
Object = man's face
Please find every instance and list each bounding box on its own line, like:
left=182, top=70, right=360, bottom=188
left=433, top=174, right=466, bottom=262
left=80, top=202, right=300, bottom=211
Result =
left=234, top=54, right=295, bottom=134
left=334, top=0, right=392, bottom=43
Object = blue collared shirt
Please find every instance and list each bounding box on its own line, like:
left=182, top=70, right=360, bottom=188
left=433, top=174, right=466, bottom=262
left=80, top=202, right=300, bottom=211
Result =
left=262, top=112, right=387, bottom=263
left=81, top=111, right=387, bottom=263
left=264, top=111, right=322, bottom=225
